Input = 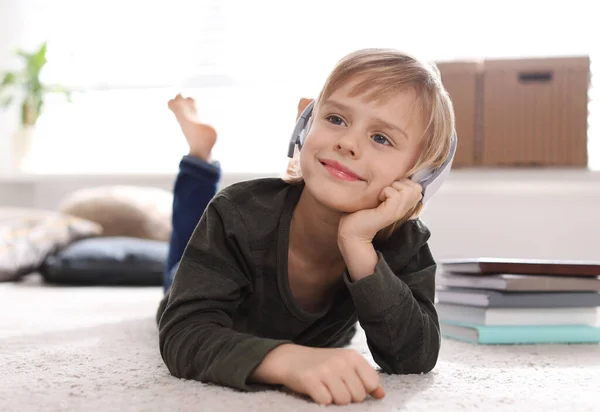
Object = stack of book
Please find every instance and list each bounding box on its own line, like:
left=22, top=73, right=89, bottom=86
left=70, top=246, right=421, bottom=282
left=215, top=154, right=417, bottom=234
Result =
left=435, top=258, right=600, bottom=344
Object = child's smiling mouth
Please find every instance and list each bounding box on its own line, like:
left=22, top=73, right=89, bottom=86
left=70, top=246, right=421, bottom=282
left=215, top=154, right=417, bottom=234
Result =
left=319, top=159, right=365, bottom=182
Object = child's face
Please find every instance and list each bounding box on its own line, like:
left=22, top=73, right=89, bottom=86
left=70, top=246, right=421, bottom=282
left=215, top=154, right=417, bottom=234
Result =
left=299, top=79, right=425, bottom=213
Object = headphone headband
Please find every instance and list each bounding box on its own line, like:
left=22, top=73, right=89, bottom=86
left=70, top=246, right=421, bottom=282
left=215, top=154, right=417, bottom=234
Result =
left=287, top=100, right=315, bottom=158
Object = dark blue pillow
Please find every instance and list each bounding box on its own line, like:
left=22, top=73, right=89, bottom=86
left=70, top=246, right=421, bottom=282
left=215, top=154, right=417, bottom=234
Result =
left=41, top=237, right=168, bottom=286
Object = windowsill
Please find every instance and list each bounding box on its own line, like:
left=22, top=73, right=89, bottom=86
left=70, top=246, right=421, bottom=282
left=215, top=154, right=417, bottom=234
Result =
left=440, top=167, right=600, bottom=194
left=1, top=167, right=600, bottom=194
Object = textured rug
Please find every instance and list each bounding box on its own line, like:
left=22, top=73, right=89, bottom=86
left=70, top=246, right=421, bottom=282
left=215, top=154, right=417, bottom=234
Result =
left=1, top=274, right=599, bottom=412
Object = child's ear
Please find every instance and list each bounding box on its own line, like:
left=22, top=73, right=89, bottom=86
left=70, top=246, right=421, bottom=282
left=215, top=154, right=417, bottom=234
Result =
left=296, top=98, right=314, bottom=121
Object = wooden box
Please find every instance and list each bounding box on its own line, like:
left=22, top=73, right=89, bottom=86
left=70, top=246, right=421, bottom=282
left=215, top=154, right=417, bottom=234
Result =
left=436, top=61, right=484, bottom=167
left=481, top=56, right=590, bottom=167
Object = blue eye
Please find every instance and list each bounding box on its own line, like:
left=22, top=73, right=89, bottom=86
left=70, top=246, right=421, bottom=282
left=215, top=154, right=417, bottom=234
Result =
left=372, top=134, right=391, bottom=145
left=326, top=115, right=346, bottom=126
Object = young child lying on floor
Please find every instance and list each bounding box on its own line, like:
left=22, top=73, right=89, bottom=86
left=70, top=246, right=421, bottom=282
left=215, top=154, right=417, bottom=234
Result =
left=156, top=48, right=456, bottom=405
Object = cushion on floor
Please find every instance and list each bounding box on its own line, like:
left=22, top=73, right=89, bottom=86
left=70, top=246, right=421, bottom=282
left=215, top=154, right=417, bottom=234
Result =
left=0, top=207, right=102, bottom=282
left=40, top=236, right=168, bottom=286
left=59, top=185, right=173, bottom=242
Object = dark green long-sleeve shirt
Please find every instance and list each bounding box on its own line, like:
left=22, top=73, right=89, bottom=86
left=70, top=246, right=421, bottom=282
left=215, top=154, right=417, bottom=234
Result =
left=157, top=178, right=440, bottom=391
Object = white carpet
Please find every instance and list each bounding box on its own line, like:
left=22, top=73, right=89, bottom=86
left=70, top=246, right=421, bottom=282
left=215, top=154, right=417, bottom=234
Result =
left=1, top=275, right=599, bottom=412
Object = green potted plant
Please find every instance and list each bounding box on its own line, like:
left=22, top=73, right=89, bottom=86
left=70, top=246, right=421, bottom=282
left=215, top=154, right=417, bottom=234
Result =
left=0, top=41, right=71, bottom=169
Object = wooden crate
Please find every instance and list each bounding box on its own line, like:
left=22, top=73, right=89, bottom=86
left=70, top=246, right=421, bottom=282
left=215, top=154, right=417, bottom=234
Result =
left=436, top=61, right=484, bottom=167
left=481, top=56, right=590, bottom=167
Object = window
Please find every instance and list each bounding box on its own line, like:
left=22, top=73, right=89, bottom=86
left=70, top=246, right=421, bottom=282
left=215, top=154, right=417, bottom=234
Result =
left=10, top=0, right=600, bottom=173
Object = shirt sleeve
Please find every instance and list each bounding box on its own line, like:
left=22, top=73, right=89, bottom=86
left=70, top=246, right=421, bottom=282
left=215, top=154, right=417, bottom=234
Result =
left=343, top=220, right=440, bottom=375
left=157, top=195, right=291, bottom=391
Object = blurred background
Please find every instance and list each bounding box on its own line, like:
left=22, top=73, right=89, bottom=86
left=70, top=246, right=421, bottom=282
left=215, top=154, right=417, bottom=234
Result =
left=1, top=0, right=598, bottom=174
left=1, top=0, right=599, bottom=264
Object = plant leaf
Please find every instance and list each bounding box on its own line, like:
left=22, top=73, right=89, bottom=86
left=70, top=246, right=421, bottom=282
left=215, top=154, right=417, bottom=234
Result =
left=15, top=42, right=48, bottom=79
left=44, top=84, right=68, bottom=93
left=15, top=49, right=31, bottom=60
left=32, top=42, right=48, bottom=72
left=36, top=99, right=43, bottom=120
left=0, top=94, right=15, bottom=108
left=44, top=84, right=73, bottom=102
left=1, top=72, right=17, bottom=86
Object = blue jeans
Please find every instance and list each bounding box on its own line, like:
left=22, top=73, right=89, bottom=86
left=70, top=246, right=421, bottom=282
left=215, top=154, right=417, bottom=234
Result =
left=163, top=155, right=221, bottom=292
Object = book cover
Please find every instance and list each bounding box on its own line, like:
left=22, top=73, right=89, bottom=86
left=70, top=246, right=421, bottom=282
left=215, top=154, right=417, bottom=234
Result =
left=438, top=273, right=600, bottom=292
left=435, top=303, right=599, bottom=326
left=435, top=287, right=600, bottom=308
left=440, top=321, right=600, bottom=344
left=439, top=257, right=600, bottom=277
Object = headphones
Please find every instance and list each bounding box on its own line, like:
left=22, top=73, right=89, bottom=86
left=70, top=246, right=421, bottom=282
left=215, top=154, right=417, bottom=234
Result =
left=287, top=100, right=457, bottom=203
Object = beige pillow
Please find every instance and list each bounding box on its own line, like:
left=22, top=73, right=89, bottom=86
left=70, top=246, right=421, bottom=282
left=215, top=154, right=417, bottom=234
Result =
left=0, top=207, right=103, bottom=281
left=58, top=186, right=173, bottom=242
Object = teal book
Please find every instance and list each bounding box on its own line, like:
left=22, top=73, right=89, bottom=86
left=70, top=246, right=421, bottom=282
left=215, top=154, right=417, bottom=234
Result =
left=440, top=321, right=600, bottom=344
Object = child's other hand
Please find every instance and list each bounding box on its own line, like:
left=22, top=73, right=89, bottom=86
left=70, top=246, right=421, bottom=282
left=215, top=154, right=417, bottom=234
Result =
left=278, top=345, right=384, bottom=405
left=338, top=179, right=423, bottom=244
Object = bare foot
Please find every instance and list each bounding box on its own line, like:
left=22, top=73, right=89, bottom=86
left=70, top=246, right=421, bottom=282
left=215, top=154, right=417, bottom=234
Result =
left=168, top=93, right=217, bottom=162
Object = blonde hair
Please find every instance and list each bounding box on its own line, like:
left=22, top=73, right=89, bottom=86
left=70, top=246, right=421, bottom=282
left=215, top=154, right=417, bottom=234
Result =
left=283, top=48, right=455, bottom=237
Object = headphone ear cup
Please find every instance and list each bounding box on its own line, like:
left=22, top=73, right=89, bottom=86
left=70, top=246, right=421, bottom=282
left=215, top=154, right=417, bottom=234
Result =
left=410, top=169, right=433, bottom=185
left=417, top=130, right=458, bottom=203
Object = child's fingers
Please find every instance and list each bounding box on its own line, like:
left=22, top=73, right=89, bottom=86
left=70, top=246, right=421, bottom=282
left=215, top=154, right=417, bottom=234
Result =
left=370, top=386, right=386, bottom=399
left=391, top=180, right=422, bottom=197
left=378, top=186, right=398, bottom=203
left=354, top=362, right=383, bottom=398
left=391, top=181, right=423, bottom=205
left=341, top=371, right=368, bottom=403
left=305, top=380, right=333, bottom=405
left=324, top=377, right=353, bottom=405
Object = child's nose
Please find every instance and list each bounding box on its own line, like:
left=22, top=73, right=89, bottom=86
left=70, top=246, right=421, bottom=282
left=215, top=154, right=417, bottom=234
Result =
left=334, top=132, right=361, bottom=158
